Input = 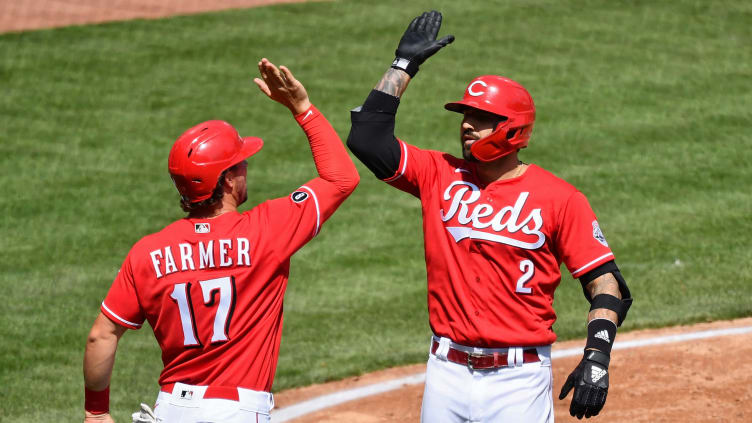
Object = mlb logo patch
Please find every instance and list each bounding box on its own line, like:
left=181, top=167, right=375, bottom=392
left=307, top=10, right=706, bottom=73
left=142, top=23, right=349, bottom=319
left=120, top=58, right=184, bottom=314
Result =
left=195, top=223, right=210, bottom=234
left=291, top=191, right=309, bottom=203
left=180, top=390, right=194, bottom=400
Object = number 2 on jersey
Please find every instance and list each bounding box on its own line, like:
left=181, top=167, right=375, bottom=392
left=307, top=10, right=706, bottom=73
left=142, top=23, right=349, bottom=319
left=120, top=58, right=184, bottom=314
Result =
left=516, top=260, right=534, bottom=294
left=170, top=276, right=236, bottom=347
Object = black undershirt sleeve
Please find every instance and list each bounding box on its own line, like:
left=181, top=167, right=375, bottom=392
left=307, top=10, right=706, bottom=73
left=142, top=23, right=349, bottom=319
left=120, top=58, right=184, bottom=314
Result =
left=346, top=90, right=403, bottom=180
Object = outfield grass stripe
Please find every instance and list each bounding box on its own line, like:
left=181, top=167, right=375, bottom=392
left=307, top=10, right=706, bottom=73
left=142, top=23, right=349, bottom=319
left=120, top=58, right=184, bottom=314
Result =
left=272, top=324, right=752, bottom=421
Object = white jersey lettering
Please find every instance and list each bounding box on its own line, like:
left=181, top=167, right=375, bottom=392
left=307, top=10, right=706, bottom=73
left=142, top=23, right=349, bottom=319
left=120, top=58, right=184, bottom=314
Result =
left=163, top=246, right=178, bottom=275
left=179, top=243, right=195, bottom=271
left=149, top=238, right=252, bottom=278
left=237, top=237, right=251, bottom=266
left=199, top=240, right=214, bottom=269
left=441, top=181, right=545, bottom=249
left=219, top=239, right=233, bottom=267
left=149, top=249, right=163, bottom=278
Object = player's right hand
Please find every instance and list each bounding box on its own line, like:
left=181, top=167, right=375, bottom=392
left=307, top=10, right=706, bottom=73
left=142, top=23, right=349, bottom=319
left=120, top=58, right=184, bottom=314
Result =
left=254, top=58, right=312, bottom=115
left=391, top=10, right=454, bottom=77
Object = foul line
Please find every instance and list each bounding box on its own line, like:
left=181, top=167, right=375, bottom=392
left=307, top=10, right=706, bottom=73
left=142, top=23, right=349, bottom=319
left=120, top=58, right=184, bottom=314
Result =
left=272, top=325, right=752, bottom=421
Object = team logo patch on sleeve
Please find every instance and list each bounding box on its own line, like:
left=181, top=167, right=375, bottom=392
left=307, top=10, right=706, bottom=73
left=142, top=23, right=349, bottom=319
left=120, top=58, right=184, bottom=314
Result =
left=194, top=223, right=210, bottom=234
left=592, top=220, right=608, bottom=247
left=291, top=191, right=309, bottom=203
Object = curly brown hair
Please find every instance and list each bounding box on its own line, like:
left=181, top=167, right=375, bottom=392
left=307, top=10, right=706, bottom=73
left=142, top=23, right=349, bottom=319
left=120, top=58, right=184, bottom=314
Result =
left=179, top=163, right=240, bottom=213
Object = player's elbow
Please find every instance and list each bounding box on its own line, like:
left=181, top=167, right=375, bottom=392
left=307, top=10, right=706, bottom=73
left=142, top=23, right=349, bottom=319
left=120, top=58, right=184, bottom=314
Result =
left=347, top=118, right=401, bottom=180
left=87, top=325, right=113, bottom=346
left=347, top=168, right=361, bottom=191
left=347, top=108, right=396, bottom=161
left=337, top=168, right=361, bottom=195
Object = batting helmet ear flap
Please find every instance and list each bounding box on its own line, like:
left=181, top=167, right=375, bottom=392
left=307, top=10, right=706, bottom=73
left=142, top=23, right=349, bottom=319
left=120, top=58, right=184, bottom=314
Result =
left=470, top=122, right=517, bottom=162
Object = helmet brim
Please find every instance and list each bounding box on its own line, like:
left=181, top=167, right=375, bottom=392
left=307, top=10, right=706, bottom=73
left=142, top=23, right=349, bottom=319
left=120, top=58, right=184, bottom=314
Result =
left=444, top=100, right=494, bottom=115
left=234, top=136, right=263, bottom=164
left=444, top=101, right=469, bottom=113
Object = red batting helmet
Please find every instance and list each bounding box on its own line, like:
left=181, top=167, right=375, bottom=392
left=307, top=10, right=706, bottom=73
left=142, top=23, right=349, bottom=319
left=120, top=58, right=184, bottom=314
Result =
left=168, top=120, right=263, bottom=203
left=445, top=75, right=535, bottom=162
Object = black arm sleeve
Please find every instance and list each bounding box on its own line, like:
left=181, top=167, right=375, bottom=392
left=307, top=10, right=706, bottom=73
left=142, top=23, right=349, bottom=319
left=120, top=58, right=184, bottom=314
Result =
left=578, top=260, right=634, bottom=325
left=579, top=260, right=633, bottom=301
left=346, top=90, right=403, bottom=179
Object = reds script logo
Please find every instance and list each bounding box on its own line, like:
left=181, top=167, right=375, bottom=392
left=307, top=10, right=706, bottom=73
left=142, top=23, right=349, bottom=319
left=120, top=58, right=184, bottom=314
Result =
left=440, top=181, right=545, bottom=249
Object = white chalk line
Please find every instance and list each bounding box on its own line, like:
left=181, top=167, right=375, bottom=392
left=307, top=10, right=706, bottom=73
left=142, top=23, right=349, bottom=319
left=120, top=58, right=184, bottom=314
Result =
left=272, top=325, right=752, bottom=422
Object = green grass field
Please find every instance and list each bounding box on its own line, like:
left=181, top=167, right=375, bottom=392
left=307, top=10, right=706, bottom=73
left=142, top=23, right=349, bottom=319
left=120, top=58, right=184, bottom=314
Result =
left=1, top=0, right=751, bottom=420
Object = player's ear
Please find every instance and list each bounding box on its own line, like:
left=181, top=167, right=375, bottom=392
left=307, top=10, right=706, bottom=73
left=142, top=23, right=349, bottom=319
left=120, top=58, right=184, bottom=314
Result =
left=222, top=162, right=245, bottom=191
left=220, top=169, right=236, bottom=193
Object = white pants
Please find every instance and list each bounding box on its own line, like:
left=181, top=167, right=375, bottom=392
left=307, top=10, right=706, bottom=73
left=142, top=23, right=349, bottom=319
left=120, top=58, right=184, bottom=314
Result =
left=421, top=337, right=554, bottom=423
left=153, top=382, right=274, bottom=423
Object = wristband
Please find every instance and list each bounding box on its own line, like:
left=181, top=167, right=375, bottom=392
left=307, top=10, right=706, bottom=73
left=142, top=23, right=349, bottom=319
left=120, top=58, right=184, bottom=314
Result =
left=391, top=57, right=419, bottom=78
left=84, top=385, right=110, bottom=415
left=585, top=318, right=617, bottom=355
left=585, top=349, right=611, bottom=368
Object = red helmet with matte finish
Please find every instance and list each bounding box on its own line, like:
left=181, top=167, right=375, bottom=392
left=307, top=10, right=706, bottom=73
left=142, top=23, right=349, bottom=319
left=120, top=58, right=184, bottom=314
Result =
left=168, top=120, right=263, bottom=203
left=445, top=75, right=535, bottom=162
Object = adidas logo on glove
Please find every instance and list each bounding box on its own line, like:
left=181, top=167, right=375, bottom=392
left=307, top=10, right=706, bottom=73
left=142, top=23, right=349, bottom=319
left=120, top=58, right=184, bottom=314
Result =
left=591, top=366, right=607, bottom=383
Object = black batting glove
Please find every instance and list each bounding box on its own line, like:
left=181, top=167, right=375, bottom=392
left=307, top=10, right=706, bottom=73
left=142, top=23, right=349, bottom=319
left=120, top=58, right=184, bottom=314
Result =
left=558, top=350, right=610, bottom=419
left=391, top=10, right=455, bottom=77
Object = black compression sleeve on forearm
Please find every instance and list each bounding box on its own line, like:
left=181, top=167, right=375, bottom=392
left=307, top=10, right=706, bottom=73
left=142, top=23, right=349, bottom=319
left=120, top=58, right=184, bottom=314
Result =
left=346, top=90, right=402, bottom=180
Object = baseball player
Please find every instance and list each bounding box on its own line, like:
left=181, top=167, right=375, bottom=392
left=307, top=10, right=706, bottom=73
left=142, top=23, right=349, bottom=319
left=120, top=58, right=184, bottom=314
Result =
left=82, top=58, right=359, bottom=423
left=347, top=11, right=633, bottom=421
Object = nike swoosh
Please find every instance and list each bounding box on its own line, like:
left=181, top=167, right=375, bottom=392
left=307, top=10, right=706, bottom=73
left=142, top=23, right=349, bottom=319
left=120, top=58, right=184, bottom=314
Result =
left=302, top=110, right=314, bottom=121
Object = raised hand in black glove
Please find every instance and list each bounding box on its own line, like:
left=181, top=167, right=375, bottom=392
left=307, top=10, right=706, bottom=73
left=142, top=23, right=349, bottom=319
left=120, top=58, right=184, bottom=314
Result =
left=391, top=10, right=455, bottom=78
left=559, top=350, right=610, bottom=419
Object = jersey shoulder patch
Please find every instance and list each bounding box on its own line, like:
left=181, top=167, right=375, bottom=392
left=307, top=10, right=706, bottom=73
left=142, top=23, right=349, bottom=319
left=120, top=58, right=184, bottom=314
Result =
left=592, top=220, right=609, bottom=247
left=291, top=190, right=309, bottom=203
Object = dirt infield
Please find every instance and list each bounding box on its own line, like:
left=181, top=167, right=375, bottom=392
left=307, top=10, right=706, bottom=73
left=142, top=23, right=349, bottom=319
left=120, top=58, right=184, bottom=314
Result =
left=274, top=318, right=752, bottom=422
left=0, top=0, right=312, bottom=33
left=7, top=3, right=751, bottom=422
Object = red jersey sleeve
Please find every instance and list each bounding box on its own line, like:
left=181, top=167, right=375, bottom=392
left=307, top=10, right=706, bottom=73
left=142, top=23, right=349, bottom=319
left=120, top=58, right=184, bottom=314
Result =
left=101, top=251, right=145, bottom=330
left=255, top=104, right=357, bottom=258
left=259, top=176, right=349, bottom=258
left=555, top=191, right=615, bottom=278
left=383, top=139, right=441, bottom=197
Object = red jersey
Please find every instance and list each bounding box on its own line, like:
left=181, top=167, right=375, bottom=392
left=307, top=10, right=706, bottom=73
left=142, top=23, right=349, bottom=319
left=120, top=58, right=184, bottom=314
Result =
left=385, top=140, right=614, bottom=347
left=101, top=107, right=357, bottom=392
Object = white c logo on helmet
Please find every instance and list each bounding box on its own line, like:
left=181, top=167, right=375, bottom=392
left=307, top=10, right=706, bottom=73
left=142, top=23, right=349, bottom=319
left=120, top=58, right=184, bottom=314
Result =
left=467, top=80, right=488, bottom=97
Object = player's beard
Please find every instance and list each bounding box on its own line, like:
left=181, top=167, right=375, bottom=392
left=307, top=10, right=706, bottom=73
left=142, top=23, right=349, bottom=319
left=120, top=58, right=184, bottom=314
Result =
left=461, top=139, right=479, bottom=162
left=234, top=178, right=248, bottom=206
